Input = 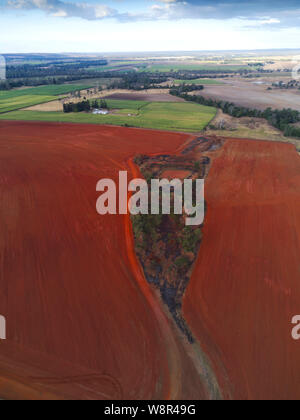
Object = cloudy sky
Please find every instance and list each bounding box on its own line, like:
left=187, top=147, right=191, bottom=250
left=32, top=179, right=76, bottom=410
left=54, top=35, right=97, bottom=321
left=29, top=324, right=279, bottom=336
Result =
left=1, top=0, right=300, bottom=52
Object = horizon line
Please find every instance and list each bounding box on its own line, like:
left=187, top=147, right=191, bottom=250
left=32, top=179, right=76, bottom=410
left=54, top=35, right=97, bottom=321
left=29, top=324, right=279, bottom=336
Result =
left=3, top=47, right=300, bottom=55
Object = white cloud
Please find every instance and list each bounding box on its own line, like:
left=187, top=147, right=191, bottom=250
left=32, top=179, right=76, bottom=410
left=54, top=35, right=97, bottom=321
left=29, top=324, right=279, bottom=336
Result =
left=3, top=0, right=300, bottom=29
left=52, top=9, right=67, bottom=17
left=6, top=0, right=119, bottom=20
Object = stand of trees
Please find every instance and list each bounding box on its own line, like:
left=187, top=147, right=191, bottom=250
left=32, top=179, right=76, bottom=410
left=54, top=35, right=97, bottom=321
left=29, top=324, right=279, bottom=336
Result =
left=0, top=58, right=111, bottom=91
left=6, top=60, right=108, bottom=79
left=63, top=99, right=108, bottom=113
left=0, top=75, right=102, bottom=90
left=109, top=73, right=168, bottom=90
left=63, top=100, right=90, bottom=113
left=90, top=99, right=108, bottom=109
left=170, top=88, right=300, bottom=138
left=283, top=124, right=300, bottom=137
left=171, top=84, right=204, bottom=93
left=0, top=70, right=167, bottom=92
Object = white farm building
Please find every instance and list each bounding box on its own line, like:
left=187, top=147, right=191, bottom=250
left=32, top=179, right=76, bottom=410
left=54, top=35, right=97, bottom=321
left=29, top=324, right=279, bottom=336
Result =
left=93, top=109, right=109, bottom=115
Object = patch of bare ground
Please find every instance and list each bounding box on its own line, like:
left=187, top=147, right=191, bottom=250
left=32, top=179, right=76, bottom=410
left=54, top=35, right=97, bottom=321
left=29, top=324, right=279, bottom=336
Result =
left=24, top=88, right=184, bottom=111
left=263, top=61, right=294, bottom=71
left=26, top=101, right=63, bottom=111
left=193, top=78, right=300, bottom=111
left=14, top=86, right=36, bottom=91
left=184, top=138, right=300, bottom=399
left=205, top=109, right=300, bottom=151
left=255, top=76, right=296, bottom=84
left=24, top=88, right=104, bottom=111
left=0, top=121, right=212, bottom=400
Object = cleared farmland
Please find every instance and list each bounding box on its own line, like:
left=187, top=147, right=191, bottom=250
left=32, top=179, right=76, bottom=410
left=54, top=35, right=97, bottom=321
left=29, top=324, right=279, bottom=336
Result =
left=0, top=121, right=207, bottom=400
left=0, top=95, right=57, bottom=113
left=183, top=139, right=300, bottom=400
left=197, top=79, right=300, bottom=111
left=141, top=64, right=250, bottom=72
left=0, top=100, right=217, bottom=132
left=174, top=79, right=223, bottom=85
left=0, top=84, right=93, bottom=113
left=0, top=84, right=93, bottom=99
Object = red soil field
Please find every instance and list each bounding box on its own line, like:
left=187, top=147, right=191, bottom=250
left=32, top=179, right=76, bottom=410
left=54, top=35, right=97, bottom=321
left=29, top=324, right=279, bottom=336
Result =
left=184, top=139, right=300, bottom=400
left=0, top=121, right=206, bottom=400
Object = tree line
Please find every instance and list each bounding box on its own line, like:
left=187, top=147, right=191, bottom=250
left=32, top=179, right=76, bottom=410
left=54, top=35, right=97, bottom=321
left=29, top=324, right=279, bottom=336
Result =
left=170, top=88, right=300, bottom=138
left=171, top=84, right=204, bottom=93
left=63, top=99, right=108, bottom=113
left=0, top=75, right=95, bottom=91
left=0, top=69, right=167, bottom=92
left=6, top=60, right=108, bottom=79
left=109, top=72, right=168, bottom=90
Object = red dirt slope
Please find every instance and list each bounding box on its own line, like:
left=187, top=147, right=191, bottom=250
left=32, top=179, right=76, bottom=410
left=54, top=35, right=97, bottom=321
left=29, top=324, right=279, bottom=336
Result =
left=0, top=121, right=204, bottom=400
left=184, top=138, right=300, bottom=400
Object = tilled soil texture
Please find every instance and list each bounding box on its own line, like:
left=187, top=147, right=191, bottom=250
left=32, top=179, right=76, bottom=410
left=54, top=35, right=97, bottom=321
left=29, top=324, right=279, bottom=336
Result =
left=184, top=138, right=300, bottom=400
left=0, top=121, right=207, bottom=400
left=195, top=79, right=300, bottom=111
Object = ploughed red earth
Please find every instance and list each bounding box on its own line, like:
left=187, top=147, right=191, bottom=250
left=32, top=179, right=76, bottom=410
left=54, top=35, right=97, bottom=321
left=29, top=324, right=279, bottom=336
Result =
left=0, top=121, right=206, bottom=400
left=1, top=121, right=300, bottom=400
left=184, top=139, right=300, bottom=400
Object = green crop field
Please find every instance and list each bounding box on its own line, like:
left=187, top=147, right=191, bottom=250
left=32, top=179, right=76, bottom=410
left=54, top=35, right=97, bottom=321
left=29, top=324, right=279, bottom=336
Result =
left=0, top=95, right=57, bottom=113
left=0, top=84, right=93, bottom=100
left=141, top=64, right=250, bottom=73
left=174, top=79, right=224, bottom=85
left=0, top=84, right=94, bottom=113
left=21, top=84, right=94, bottom=95
left=0, top=100, right=216, bottom=132
left=105, top=99, right=149, bottom=110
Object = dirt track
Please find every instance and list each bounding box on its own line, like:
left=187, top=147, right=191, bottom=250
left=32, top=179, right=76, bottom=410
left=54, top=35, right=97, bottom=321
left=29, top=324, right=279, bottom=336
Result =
left=0, top=121, right=209, bottom=400
left=184, top=138, right=300, bottom=400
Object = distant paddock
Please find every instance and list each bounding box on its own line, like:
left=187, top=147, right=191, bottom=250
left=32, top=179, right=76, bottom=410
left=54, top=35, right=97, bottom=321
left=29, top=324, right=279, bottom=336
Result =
left=101, top=90, right=185, bottom=103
